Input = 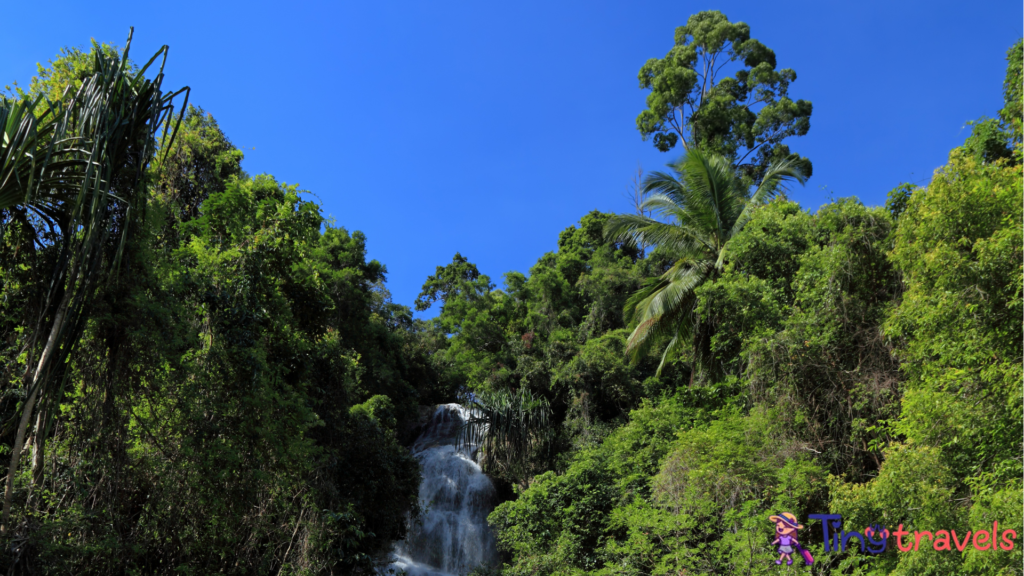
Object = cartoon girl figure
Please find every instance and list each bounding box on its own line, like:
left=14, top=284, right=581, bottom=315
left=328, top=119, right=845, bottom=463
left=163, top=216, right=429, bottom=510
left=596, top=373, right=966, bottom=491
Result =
left=770, top=512, right=812, bottom=566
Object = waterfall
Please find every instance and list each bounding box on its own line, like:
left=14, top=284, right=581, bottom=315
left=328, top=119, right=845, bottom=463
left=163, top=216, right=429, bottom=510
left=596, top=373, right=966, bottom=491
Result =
left=386, top=404, right=500, bottom=576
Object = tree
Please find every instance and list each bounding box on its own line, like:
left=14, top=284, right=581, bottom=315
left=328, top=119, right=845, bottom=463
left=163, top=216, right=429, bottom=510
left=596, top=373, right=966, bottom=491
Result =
left=605, top=151, right=806, bottom=378
left=415, top=252, right=495, bottom=335
left=960, top=39, right=1023, bottom=165
left=999, top=39, right=1022, bottom=143
left=151, top=104, right=244, bottom=225
left=459, top=388, right=552, bottom=483
left=415, top=253, right=491, bottom=311
left=0, top=30, right=188, bottom=535
left=825, top=42, right=1023, bottom=575
left=636, top=11, right=812, bottom=182
left=886, top=147, right=1021, bottom=489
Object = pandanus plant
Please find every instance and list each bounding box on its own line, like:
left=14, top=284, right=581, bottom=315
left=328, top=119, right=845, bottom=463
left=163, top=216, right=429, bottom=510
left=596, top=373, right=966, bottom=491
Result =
left=605, top=150, right=807, bottom=380
left=0, top=28, right=188, bottom=534
left=458, top=388, right=551, bottom=480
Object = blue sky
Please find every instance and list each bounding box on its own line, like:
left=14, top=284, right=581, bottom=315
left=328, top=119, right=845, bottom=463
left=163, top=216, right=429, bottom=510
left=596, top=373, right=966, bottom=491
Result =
left=2, top=1, right=1020, bottom=316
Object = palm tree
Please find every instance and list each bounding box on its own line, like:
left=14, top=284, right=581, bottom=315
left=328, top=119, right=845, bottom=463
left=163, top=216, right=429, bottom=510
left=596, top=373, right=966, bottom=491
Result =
left=605, top=150, right=807, bottom=380
left=0, top=29, right=188, bottom=534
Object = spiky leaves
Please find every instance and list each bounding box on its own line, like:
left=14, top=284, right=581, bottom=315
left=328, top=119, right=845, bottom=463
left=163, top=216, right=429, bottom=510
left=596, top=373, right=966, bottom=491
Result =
left=606, top=151, right=806, bottom=378
left=0, top=29, right=188, bottom=534
left=0, top=96, right=67, bottom=226
left=458, top=388, right=552, bottom=481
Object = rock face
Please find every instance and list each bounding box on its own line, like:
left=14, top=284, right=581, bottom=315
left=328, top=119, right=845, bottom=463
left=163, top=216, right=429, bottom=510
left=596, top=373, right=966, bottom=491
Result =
left=416, top=405, right=434, bottom=428
left=386, top=404, right=500, bottom=576
left=399, top=405, right=437, bottom=445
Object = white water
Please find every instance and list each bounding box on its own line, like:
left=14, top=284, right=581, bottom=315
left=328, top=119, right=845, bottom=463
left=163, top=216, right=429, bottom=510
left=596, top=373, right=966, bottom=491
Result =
left=385, top=404, right=500, bottom=576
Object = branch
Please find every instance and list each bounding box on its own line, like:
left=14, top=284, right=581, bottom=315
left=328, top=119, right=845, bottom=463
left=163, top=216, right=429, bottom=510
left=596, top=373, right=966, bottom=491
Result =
left=735, top=143, right=764, bottom=165
left=668, top=106, right=689, bottom=151
left=712, top=43, right=733, bottom=78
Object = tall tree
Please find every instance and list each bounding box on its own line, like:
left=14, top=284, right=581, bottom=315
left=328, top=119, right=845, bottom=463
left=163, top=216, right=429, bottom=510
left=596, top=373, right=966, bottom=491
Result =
left=636, top=11, right=812, bottom=182
left=605, top=151, right=806, bottom=379
left=415, top=252, right=494, bottom=332
left=0, top=30, right=187, bottom=534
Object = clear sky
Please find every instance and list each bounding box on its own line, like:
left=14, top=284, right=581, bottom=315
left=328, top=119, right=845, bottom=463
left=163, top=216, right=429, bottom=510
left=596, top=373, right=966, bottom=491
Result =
left=2, top=1, right=1020, bottom=316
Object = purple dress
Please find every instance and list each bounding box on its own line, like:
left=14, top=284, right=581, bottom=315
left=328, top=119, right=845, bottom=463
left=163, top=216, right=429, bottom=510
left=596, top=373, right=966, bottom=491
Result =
left=777, top=535, right=795, bottom=554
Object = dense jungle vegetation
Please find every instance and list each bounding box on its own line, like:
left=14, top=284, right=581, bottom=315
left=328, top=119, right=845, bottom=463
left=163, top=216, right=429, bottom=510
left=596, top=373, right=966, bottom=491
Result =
left=0, top=12, right=1021, bottom=576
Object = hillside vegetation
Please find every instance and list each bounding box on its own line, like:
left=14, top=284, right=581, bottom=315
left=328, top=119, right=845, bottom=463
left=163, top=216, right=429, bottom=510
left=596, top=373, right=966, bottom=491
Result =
left=0, top=20, right=1020, bottom=576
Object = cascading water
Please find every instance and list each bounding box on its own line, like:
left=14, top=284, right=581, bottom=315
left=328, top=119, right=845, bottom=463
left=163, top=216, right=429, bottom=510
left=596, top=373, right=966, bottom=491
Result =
left=386, top=404, right=500, bottom=576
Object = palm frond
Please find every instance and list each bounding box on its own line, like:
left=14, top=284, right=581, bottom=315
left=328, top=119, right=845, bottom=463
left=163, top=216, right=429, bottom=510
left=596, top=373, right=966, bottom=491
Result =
left=639, top=194, right=719, bottom=246
left=641, top=261, right=711, bottom=319
left=656, top=327, right=687, bottom=376
left=457, top=389, right=552, bottom=477
left=725, top=156, right=809, bottom=249
left=681, top=152, right=748, bottom=243
left=0, top=95, right=67, bottom=215
left=626, top=291, right=697, bottom=364
left=605, top=211, right=714, bottom=256
left=641, top=168, right=722, bottom=240
left=1, top=28, right=189, bottom=535
left=610, top=148, right=806, bottom=381
left=622, top=258, right=710, bottom=363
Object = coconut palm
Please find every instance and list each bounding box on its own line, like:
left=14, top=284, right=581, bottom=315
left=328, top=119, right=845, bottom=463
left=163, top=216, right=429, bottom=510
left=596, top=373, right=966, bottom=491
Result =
left=605, top=150, right=807, bottom=380
left=0, top=29, right=188, bottom=534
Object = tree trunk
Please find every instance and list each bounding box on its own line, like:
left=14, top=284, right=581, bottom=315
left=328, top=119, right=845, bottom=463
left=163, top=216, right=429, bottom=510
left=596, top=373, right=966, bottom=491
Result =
left=0, top=387, right=39, bottom=535
left=31, top=406, right=46, bottom=488
left=0, top=287, right=72, bottom=535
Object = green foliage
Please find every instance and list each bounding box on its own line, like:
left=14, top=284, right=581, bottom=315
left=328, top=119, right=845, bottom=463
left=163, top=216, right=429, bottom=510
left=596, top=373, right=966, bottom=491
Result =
left=2, top=24, right=1018, bottom=576
left=552, top=330, right=645, bottom=431
left=885, top=146, right=1022, bottom=488
left=490, top=396, right=824, bottom=576
left=488, top=393, right=700, bottom=575
left=999, top=39, right=1022, bottom=142
left=960, top=39, right=1024, bottom=169
left=604, top=150, right=807, bottom=378
left=487, top=40, right=1021, bottom=576
left=13, top=43, right=122, bottom=102
left=415, top=211, right=670, bottom=484
left=885, top=183, right=916, bottom=221
left=152, top=104, right=245, bottom=225
left=824, top=44, right=1023, bottom=576
left=828, top=444, right=964, bottom=575
left=461, top=388, right=552, bottom=482
left=962, top=117, right=1016, bottom=164
left=351, top=394, right=398, bottom=431
left=0, top=29, right=190, bottom=545
left=1, top=169, right=426, bottom=572
left=711, top=198, right=901, bottom=478
left=636, top=10, right=812, bottom=182
left=415, top=252, right=492, bottom=315
left=0, top=43, right=433, bottom=572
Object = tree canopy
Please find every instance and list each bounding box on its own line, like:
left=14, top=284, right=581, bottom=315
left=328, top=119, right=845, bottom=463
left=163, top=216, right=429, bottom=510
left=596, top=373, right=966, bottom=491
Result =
left=636, top=11, right=813, bottom=182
